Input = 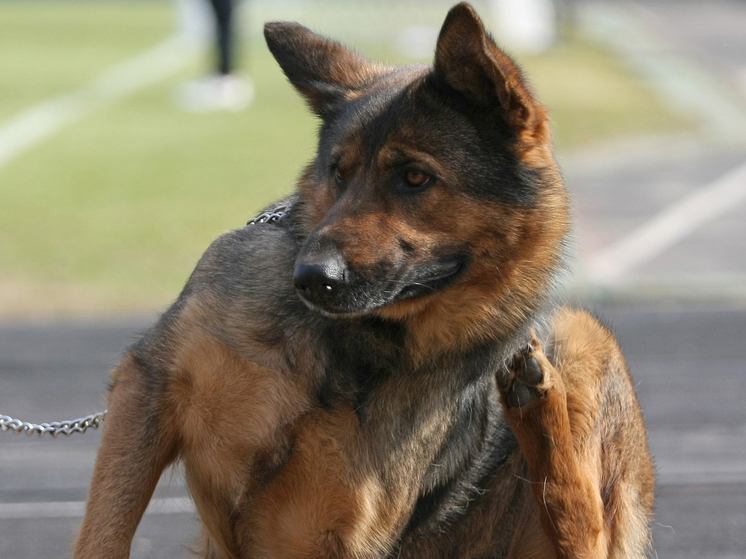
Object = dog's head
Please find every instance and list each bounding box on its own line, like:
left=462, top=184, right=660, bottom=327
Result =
left=265, top=3, right=569, bottom=348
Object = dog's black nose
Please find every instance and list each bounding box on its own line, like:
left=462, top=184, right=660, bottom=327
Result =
left=293, top=254, right=346, bottom=304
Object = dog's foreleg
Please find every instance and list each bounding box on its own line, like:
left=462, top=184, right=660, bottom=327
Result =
left=498, top=336, right=607, bottom=559
left=73, top=353, right=178, bottom=559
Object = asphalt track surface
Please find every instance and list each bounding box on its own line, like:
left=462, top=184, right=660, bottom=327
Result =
left=2, top=304, right=746, bottom=558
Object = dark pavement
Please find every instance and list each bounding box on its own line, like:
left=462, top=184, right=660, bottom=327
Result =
left=0, top=319, right=196, bottom=559
left=565, top=144, right=746, bottom=296
left=2, top=305, right=746, bottom=558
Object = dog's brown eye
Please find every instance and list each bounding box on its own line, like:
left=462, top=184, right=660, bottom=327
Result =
left=334, top=168, right=345, bottom=186
left=405, top=170, right=430, bottom=187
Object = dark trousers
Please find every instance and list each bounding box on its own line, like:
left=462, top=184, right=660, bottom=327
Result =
left=209, top=0, right=233, bottom=74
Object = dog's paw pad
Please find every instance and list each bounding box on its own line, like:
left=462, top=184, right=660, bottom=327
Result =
left=521, top=355, right=544, bottom=386
left=499, top=345, right=546, bottom=408
left=505, top=381, right=542, bottom=409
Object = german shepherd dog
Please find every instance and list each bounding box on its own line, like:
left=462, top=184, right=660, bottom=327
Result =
left=73, top=3, right=654, bottom=558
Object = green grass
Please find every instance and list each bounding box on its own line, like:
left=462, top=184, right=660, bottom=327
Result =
left=0, top=0, right=175, bottom=122
left=0, top=1, right=693, bottom=315
left=0, top=49, right=317, bottom=312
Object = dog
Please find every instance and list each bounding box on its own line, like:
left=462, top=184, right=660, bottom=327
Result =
left=73, top=3, right=654, bottom=558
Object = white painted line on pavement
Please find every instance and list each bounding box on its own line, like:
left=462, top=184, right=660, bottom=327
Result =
left=0, top=33, right=201, bottom=171
left=657, top=472, right=746, bottom=487
left=0, top=497, right=195, bottom=520
left=656, top=466, right=746, bottom=487
left=588, top=159, right=746, bottom=284
left=579, top=3, right=746, bottom=139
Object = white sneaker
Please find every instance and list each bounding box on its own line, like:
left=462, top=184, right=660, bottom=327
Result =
left=175, top=74, right=254, bottom=112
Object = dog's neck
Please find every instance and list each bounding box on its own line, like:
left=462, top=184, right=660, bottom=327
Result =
left=398, top=288, right=558, bottom=370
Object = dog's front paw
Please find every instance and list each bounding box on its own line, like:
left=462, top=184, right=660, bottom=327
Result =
left=497, top=334, right=547, bottom=408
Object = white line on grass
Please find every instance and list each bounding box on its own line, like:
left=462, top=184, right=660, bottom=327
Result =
left=0, top=33, right=201, bottom=170
left=0, top=497, right=195, bottom=520
left=588, top=159, right=746, bottom=284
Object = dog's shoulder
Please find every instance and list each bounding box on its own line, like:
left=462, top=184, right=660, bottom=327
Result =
left=140, top=195, right=312, bottom=359
left=117, top=197, right=311, bottom=398
left=185, top=196, right=300, bottom=299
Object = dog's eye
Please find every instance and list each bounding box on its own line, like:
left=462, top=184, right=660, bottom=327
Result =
left=334, top=168, right=345, bottom=186
left=404, top=170, right=431, bottom=188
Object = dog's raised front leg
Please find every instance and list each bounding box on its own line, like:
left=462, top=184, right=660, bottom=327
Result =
left=73, top=352, right=178, bottom=559
left=497, top=335, right=606, bottom=559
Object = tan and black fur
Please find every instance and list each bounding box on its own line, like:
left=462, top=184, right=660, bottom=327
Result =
left=73, top=4, right=654, bottom=558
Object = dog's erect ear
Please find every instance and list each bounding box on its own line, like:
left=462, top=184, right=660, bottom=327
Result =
left=264, top=22, right=379, bottom=118
left=434, top=3, right=548, bottom=145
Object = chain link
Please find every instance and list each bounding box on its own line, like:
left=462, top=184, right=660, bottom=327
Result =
left=246, top=205, right=290, bottom=226
left=1, top=411, right=107, bottom=437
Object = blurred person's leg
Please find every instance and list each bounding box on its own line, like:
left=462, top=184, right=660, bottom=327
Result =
left=176, top=0, right=253, bottom=112
left=210, top=0, right=233, bottom=75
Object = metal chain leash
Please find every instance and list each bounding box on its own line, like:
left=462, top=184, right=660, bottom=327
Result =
left=2, top=205, right=291, bottom=439
left=0, top=411, right=107, bottom=437
left=246, top=205, right=290, bottom=226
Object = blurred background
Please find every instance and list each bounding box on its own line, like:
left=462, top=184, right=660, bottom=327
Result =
left=1, top=0, right=745, bottom=557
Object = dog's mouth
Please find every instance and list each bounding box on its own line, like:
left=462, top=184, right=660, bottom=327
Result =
left=294, top=251, right=468, bottom=317
left=299, top=255, right=466, bottom=318
left=393, top=256, right=466, bottom=302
